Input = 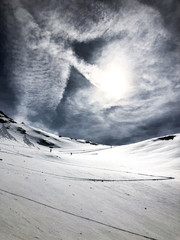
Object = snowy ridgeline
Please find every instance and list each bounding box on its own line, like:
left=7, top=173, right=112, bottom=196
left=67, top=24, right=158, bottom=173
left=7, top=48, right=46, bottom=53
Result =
left=0, top=110, right=180, bottom=240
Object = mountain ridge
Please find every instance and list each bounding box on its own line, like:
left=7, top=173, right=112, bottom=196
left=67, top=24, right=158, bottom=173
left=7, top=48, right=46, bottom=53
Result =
left=0, top=110, right=178, bottom=149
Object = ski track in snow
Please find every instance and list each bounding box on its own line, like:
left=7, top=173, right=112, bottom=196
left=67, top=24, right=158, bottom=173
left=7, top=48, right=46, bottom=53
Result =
left=0, top=161, right=174, bottom=182
left=0, top=149, right=32, bottom=158
left=0, top=188, right=157, bottom=240
left=0, top=146, right=176, bottom=181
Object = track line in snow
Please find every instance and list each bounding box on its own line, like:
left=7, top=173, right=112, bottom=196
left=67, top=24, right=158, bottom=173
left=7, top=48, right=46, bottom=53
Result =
left=0, top=149, right=32, bottom=158
left=57, top=176, right=174, bottom=182
left=57, top=146, right=112, bottom=154
left=0, top=188, right=158, bottom=240
left=1, top=144, right=173, bottom=181
left=0, top=162, right=174, bottom=182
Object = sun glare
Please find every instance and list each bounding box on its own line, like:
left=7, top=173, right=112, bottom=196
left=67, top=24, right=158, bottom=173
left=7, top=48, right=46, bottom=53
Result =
left=88, top=61, right=131, bottom=100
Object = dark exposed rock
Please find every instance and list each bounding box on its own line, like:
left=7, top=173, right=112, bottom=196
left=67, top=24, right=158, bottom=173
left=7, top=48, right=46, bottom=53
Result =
left=17, top=127, right=26, bottom=134
left=37, top=139, right=54, bottom=147
left=34, top=130, right=49, bottom=137
left=0, top=111, right=17, bottom=124
left=90, top=142, right=98, bottom=145
left=154, top=135, right=176, bottom=141
left=0, top=119, right=7, bottom=123
left=34, top=130, right=41, bottom=134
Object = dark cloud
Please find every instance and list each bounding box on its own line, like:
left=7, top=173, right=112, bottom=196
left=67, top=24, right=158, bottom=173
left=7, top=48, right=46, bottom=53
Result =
left=0, top=2, right=21, bottom=116
left=139, top=0, right=180, bottom=32
left=51, top=67, right=96, bottom=134
left=72, top=38, right=105, bottom=64
left=0, top=0, right=180, bottom=145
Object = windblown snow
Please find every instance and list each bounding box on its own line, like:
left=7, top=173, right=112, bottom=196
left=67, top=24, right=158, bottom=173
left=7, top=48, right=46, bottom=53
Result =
left=0, top=110, right=179, bottom=240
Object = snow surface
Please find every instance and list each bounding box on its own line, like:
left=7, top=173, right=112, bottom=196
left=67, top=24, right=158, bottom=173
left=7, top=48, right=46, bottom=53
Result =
left=0, top=111, right=180, bottom=240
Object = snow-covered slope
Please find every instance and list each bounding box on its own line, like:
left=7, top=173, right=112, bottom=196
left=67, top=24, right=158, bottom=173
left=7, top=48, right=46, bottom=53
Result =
left=0, top=111, right=179, bottom=240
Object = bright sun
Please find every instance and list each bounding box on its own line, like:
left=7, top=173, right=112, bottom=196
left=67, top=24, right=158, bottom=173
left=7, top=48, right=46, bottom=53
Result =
left=88, top=61, right=131, bottom=100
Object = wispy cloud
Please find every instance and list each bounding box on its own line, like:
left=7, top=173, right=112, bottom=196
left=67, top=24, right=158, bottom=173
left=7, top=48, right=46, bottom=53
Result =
left=1, top=0, right=180, bottom=144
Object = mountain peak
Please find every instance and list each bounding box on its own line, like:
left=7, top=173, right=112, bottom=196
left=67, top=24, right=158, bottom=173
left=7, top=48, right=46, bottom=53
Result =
left=0, top=110, right=17, bottom=124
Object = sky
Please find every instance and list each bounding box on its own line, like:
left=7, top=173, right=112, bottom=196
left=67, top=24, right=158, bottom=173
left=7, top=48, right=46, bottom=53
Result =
left=0, top=0, right=180, bottom=145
